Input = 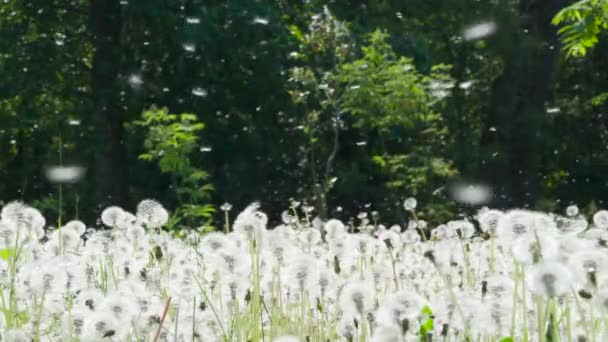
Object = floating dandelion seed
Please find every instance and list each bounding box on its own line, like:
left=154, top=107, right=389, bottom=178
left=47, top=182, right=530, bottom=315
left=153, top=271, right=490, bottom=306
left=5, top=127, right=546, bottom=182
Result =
left=199, top=146, right=212, bottom=152
left=355, top=141, right=367, bottom=146
left=182, top=43, right=196, bottom=52
left=252, top=16, right=269, bottom=25
left=459, top=80, right=474, bottom=90
left=463, top=21, right=497, bottom=41
left=45, top=165, right=86, bottom=184
left=192, top=87, right=207, bottom=97
left=449, top=182, right=492, bottom=205
left=185, top=17, right=200, bottom=24
left=127, top=74, right=143, bottom=88
left=55, top=33, right=66, bottom=46
left=68, top=119, right=81, bottom=126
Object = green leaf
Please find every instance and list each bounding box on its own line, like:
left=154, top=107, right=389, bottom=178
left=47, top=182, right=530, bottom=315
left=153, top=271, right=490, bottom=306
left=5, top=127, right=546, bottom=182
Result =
left=0, top=248, right=15, bottom=261
left=421, top=305, right=433, bottom=316
left=290, top=25, right=304, bottom=42
left=419, top=305, right=434, bottom=341
left=500, top=338, right=514, bottom=342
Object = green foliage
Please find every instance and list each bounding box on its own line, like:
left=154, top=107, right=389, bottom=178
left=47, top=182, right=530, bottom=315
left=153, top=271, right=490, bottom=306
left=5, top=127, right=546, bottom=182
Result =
left=553, top=0, right=608, bottom=57
left=0, top=249, right=15, bottom=262
left=287, top=7, right=355, bottom=217
left=2, top=0, right=608, bottom=225
left=419, top=305, right=434, bottom=341
left=337, top=30, right=457, bottom=217
left=338, top=30, right=447, bottom=130
left=132, top=106, right=214, bottom=230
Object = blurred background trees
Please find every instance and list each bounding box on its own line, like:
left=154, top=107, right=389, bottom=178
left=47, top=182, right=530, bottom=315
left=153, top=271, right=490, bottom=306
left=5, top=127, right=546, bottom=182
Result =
left=0, top=0, right=607, bottom=226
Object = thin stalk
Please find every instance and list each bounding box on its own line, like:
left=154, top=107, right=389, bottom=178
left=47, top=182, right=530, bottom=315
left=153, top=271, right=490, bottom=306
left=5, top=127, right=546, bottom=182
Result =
left=537, top=296, right=545, bottom=342
left=192, top=297, right=196, bottom=342
left=153, top=297, right=172, bottom=342
left=224, top=210, right=230, bottom=234
left=510, top=262, right=519, bottom=338
left=193, top=274, right=229, bottom=340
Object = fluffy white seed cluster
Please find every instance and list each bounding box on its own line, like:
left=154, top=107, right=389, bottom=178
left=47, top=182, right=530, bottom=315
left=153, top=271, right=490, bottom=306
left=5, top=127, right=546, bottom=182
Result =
left=0, top=201, right=607, bottom=341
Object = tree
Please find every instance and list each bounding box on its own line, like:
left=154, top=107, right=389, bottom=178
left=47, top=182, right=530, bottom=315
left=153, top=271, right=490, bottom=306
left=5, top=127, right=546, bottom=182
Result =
left=289, top=8, right=456, bottom=220
left=131, top=106, right=214, bottom=230
left=89, top=0, right=129, bottom=209
left=553, top=0, right=608, bottom=57
left=337, top=30, right=457, bottom=219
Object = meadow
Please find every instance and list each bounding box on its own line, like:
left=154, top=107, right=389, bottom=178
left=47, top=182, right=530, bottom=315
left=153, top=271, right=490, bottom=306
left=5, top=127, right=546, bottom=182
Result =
left=0, top=199, right=606, bottom=341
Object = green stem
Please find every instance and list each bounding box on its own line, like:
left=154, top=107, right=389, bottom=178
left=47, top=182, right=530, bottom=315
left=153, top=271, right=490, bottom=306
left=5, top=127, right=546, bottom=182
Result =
left=224, top=210, right=230, bottom=234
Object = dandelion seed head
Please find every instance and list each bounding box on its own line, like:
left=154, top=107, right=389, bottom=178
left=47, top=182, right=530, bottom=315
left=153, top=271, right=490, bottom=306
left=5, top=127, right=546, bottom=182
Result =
left=555, top=215, right=587, bottom=235
left=281, top=210, right=297, bottom=225
left=570, top=250, right=608, bottom=281
left=233, top=202, right=267, bottom=241
left=63, top=220, right=86, bottom=235
left=477, top=208, right=503, bottom=235
left=495, top=210, right=537, bottom=240
left=512, top=233, right=559, bottom=264
left=136, top=199, right=168, bottom=228
left=448, top=220, right=476, bottom=238
left=593, top=210, right=608, bottom=229
left=401, top=229, right=421, bottom=243
left=101, top=206, right=126, bottom=228
left=371, top=325, right=402, bottom=342
left=403, top=198, right=417, bottom=211
left=527, top=261, right=572, bottom=297
left=567, top=205, right=580, bottom=217
left=340, top=280, right=375, bottom=315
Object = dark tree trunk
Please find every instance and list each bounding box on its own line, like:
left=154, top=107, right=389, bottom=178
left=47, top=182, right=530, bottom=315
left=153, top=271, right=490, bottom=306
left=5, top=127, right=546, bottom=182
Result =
left=479, top=0, right=565, bottom=208
left=89, top=0, right=129, bottom=209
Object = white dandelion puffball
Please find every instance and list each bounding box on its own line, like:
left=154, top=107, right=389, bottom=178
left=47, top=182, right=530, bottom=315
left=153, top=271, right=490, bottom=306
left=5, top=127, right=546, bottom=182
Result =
left=63, top=220, right=86, bottom=235
left=477, top=209, right=503, bottom=235
left=136, top=199, right=169, bottom=228
left=101, top=206, right=126, bottom=228
left=593, top=210, right=608, bottom=229
left=403, top=197, right=417, bottom=211
left=526, top=261, right=572, bottom=297
left=566, top=205, right=579, bottom=217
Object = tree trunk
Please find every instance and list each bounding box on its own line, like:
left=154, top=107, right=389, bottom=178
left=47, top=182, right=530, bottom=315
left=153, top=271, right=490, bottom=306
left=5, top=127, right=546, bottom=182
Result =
left=89, top=0, right=129, bottom=209
left=479, top=0, right=565, bottom=208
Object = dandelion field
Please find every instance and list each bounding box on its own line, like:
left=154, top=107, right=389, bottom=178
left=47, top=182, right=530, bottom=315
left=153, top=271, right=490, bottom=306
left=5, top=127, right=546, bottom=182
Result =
left=0, top=198, right=607, bottom=341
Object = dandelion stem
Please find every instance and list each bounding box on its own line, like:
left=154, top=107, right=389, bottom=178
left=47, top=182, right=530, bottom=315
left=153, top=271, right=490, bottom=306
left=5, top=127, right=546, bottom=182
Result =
left=193, top=274, right=228, bottom=340
left=153, top=297, right=172, bottom=342
left=224, top=210, right=230, bottom=234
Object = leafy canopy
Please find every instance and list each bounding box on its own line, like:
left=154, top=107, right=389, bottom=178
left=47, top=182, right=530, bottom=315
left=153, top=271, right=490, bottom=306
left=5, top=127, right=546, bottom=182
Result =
left=553, top=0, right=608, bottom=57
